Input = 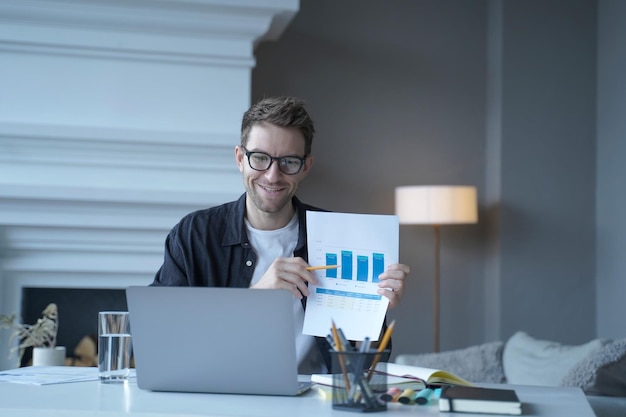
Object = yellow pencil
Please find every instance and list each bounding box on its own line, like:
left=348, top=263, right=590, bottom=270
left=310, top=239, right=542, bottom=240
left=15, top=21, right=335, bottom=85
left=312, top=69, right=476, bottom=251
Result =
left=366, top=319, right=396, bottom=382
left=306, top=265, right=340, bottom=271
left=331, top=320, right=351, bottom=391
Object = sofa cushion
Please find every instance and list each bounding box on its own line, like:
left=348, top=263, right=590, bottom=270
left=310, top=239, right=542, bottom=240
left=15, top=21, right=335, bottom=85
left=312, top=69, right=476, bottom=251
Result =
left=503, top=331, right=607, bottom=386
left=395, top=341, right=505, bottom=384
left=561, top=338, right=626, bottom=397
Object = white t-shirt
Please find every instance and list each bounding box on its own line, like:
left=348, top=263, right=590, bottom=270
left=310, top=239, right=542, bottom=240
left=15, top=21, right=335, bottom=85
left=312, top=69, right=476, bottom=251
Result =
left=246, top=214, right=325, bottom=374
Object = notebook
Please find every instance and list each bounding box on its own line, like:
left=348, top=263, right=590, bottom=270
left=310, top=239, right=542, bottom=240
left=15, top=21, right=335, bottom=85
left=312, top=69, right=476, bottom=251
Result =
left=125, top=286, right=312, bottom=396
left=439, top=385, right=522, bottom=415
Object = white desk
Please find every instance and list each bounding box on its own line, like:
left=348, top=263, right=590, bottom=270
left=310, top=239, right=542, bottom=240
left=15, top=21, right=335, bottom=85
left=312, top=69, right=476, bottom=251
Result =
left=0, top=378, right=595, bottom=417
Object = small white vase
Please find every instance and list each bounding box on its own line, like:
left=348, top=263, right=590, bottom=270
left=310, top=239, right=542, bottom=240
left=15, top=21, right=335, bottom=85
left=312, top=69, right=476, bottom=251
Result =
left=32, top=346, right=66, bottom=366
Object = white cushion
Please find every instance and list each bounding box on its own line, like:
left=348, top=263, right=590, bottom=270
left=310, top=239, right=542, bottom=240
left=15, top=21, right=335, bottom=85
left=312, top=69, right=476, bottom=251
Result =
left=503, top=331, right=605, bottom=386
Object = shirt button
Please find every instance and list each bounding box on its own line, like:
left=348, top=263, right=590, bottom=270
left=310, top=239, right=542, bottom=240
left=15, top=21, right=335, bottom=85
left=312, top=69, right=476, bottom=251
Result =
left=246, top=260, right=253, bottom=267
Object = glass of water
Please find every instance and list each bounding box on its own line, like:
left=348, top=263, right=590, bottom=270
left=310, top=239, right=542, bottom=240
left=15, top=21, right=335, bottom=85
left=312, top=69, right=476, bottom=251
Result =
left=98, top=311, right=132, bottom=383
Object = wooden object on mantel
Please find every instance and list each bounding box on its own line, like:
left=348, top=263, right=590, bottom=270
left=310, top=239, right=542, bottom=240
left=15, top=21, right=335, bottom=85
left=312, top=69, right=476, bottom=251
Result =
left=68, top=335, right=98, bottom=367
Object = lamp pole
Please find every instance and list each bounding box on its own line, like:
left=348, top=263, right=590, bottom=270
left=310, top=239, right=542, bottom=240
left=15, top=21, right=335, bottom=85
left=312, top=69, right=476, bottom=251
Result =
left=433, top=224, right=440, bottom=353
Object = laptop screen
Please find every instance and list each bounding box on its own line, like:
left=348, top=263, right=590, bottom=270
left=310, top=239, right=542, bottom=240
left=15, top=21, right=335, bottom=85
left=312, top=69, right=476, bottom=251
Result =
left=126, top=286, right=306, bottom=395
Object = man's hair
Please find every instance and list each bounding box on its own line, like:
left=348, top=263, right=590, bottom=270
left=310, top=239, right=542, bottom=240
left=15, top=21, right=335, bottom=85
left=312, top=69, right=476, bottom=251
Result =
left=240, top=96, right=315, bottom=155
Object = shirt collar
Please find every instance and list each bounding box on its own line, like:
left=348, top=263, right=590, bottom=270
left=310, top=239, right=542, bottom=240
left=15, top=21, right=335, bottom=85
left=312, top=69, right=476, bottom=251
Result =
left=221, top=193, right=307, bottom=250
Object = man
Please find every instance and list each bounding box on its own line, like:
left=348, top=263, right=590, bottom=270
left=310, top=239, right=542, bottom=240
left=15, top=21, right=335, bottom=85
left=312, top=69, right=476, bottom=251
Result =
left=152, top=96, right=410, bottom=373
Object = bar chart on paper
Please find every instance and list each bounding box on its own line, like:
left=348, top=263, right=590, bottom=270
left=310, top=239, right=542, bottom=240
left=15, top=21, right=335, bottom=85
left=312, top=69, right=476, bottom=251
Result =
left=311, top=249, right=387, bottom=312
left=320, top=251, right=385, bottom=282
left=303, top=211, right=399, bottom=341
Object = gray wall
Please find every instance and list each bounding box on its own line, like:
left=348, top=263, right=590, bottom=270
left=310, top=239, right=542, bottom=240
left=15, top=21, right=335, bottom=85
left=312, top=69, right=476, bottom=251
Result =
left=495, top=1, right=597, bottom=344
left=253, top=0, right=623, bottom=358
left=254, top=0, right=488, bottom=357
left=596, top=0, right=626, bottom=339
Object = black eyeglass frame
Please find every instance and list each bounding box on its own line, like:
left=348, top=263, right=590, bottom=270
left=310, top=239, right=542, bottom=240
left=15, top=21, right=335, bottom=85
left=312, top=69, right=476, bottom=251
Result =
left=241, top=146, right=308, bottom=175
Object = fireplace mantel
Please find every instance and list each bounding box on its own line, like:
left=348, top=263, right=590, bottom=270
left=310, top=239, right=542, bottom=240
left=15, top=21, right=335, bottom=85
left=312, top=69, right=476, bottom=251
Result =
left=0, top=0, right=299, bottom=370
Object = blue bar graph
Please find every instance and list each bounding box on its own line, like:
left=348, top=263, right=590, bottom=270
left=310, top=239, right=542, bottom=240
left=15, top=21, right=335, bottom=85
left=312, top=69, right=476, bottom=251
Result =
left=357, top=255, right=368, bottom=281
left=372, top=253, right=385, bottom=283
left=325, top=253, right=338, bottom=278
left=341, top=251, right=353, bottom=280
left=323, top=250, right=385, bottom=282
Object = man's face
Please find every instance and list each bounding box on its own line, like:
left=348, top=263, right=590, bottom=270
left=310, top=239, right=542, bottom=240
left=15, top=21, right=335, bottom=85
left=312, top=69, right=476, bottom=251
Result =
left=235, top=122, right=313, bottom=222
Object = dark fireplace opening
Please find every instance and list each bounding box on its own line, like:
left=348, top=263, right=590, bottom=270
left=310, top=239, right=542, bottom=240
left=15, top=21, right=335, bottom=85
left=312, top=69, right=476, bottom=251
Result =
left=20, top=287, right=128, bottom=367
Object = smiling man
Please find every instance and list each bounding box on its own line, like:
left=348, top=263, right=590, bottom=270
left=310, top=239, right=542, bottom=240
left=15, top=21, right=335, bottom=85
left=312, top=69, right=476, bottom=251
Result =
left=151, top=96, right=410, bottom=373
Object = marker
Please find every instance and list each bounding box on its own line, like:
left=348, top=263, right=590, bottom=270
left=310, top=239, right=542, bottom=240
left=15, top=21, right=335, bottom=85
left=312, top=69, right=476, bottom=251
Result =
left=379, top=386, right=402, bottom=402
left=306, top=265, right=340, bottom=271
left=397, top=388, right=416, bottom=404
left=415, top=388, right=434, bottom=405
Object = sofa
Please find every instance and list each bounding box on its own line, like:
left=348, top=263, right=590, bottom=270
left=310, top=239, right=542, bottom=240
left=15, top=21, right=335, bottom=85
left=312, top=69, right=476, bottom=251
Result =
left=395, top=331, right=626, bottom=417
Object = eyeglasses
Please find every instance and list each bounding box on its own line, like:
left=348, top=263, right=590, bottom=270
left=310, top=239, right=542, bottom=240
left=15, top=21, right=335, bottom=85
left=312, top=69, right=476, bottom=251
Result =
left=241, top=147, right=307, bottom=175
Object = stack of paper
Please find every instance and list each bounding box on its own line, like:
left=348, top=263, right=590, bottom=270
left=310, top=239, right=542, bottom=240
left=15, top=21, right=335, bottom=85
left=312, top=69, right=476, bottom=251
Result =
left=0, top=366, right=136, bottom=385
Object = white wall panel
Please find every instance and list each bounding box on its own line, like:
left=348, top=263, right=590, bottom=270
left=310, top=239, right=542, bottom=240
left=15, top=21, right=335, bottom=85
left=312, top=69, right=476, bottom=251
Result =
left=0, top=54, right=250, bottom=131
left=0, top=0, right=299, bottom=370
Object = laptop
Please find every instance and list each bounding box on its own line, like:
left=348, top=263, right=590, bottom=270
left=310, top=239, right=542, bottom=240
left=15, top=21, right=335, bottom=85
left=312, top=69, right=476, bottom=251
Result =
left=125, top=286, right=312, bottom=396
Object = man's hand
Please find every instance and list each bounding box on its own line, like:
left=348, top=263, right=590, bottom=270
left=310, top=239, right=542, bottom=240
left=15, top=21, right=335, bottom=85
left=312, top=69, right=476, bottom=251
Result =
left=376, top=263, right=410, bottom=309
left=250, top=257, right=318, bottom=299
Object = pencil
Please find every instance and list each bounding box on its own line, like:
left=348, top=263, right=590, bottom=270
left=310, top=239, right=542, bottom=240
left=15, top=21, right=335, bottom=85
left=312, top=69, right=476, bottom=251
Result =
left=306, top=265, right=340, bottom=271
left=331, top=320, right=351, bottom=391
left=366, top=319, right=396, bottom=382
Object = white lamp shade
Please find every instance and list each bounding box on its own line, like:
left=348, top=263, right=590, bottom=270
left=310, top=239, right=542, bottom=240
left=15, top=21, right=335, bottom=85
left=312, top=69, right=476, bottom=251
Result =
left=395, top=185, right=478, bottom=225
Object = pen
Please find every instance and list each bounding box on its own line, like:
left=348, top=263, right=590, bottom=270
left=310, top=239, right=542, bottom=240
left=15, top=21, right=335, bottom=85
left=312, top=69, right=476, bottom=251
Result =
left=337, top=328, right=351, bottom=351
left=347, top=336, right=370, bottom=402
left=326, top=334, right=336, bottom=349
left=306, top=265, right=340, bottom=271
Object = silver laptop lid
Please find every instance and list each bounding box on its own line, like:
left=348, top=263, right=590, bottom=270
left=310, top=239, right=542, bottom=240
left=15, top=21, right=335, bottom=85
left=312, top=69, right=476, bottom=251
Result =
left=126, top=286, right=303, bottom=395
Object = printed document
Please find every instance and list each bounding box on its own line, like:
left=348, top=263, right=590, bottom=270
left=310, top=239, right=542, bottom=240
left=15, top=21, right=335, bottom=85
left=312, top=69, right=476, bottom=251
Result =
left=0, top=366, right=136, bottom=385
left=302, top=211, right=398, bottom=341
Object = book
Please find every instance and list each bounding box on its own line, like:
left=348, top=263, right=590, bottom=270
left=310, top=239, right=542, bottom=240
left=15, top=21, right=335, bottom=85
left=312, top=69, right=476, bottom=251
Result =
left=311, top=362, right=473, bottom=389
left=439, top=385, right=522, bottom=415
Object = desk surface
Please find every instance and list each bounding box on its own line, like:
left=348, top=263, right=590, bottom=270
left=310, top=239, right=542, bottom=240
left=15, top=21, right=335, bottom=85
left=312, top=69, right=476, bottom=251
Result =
left=0, top=378, right=595, bottom=417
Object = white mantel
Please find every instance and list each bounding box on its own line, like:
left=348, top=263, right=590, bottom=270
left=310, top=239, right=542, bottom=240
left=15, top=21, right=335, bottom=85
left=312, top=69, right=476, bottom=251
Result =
left=0, top=0, right=299, bottom=370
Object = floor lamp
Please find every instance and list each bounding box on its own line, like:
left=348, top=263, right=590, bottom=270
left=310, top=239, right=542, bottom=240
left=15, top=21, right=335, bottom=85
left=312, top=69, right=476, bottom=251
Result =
left=395, top=185, right=478, bottom=352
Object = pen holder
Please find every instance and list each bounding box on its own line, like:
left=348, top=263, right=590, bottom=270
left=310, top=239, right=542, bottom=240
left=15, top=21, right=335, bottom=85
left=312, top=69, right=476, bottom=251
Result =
left=330, top=350, right=388, bottom=413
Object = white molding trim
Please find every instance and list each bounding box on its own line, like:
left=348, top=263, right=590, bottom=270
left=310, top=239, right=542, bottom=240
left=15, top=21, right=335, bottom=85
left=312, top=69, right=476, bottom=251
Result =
left=0, top=0, right=298, bottom=66
left=4, top=226, right=164, bottom=254
left=0, top=122, right=245, bottom=204
left=0, top=122, right=237, bottom=172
